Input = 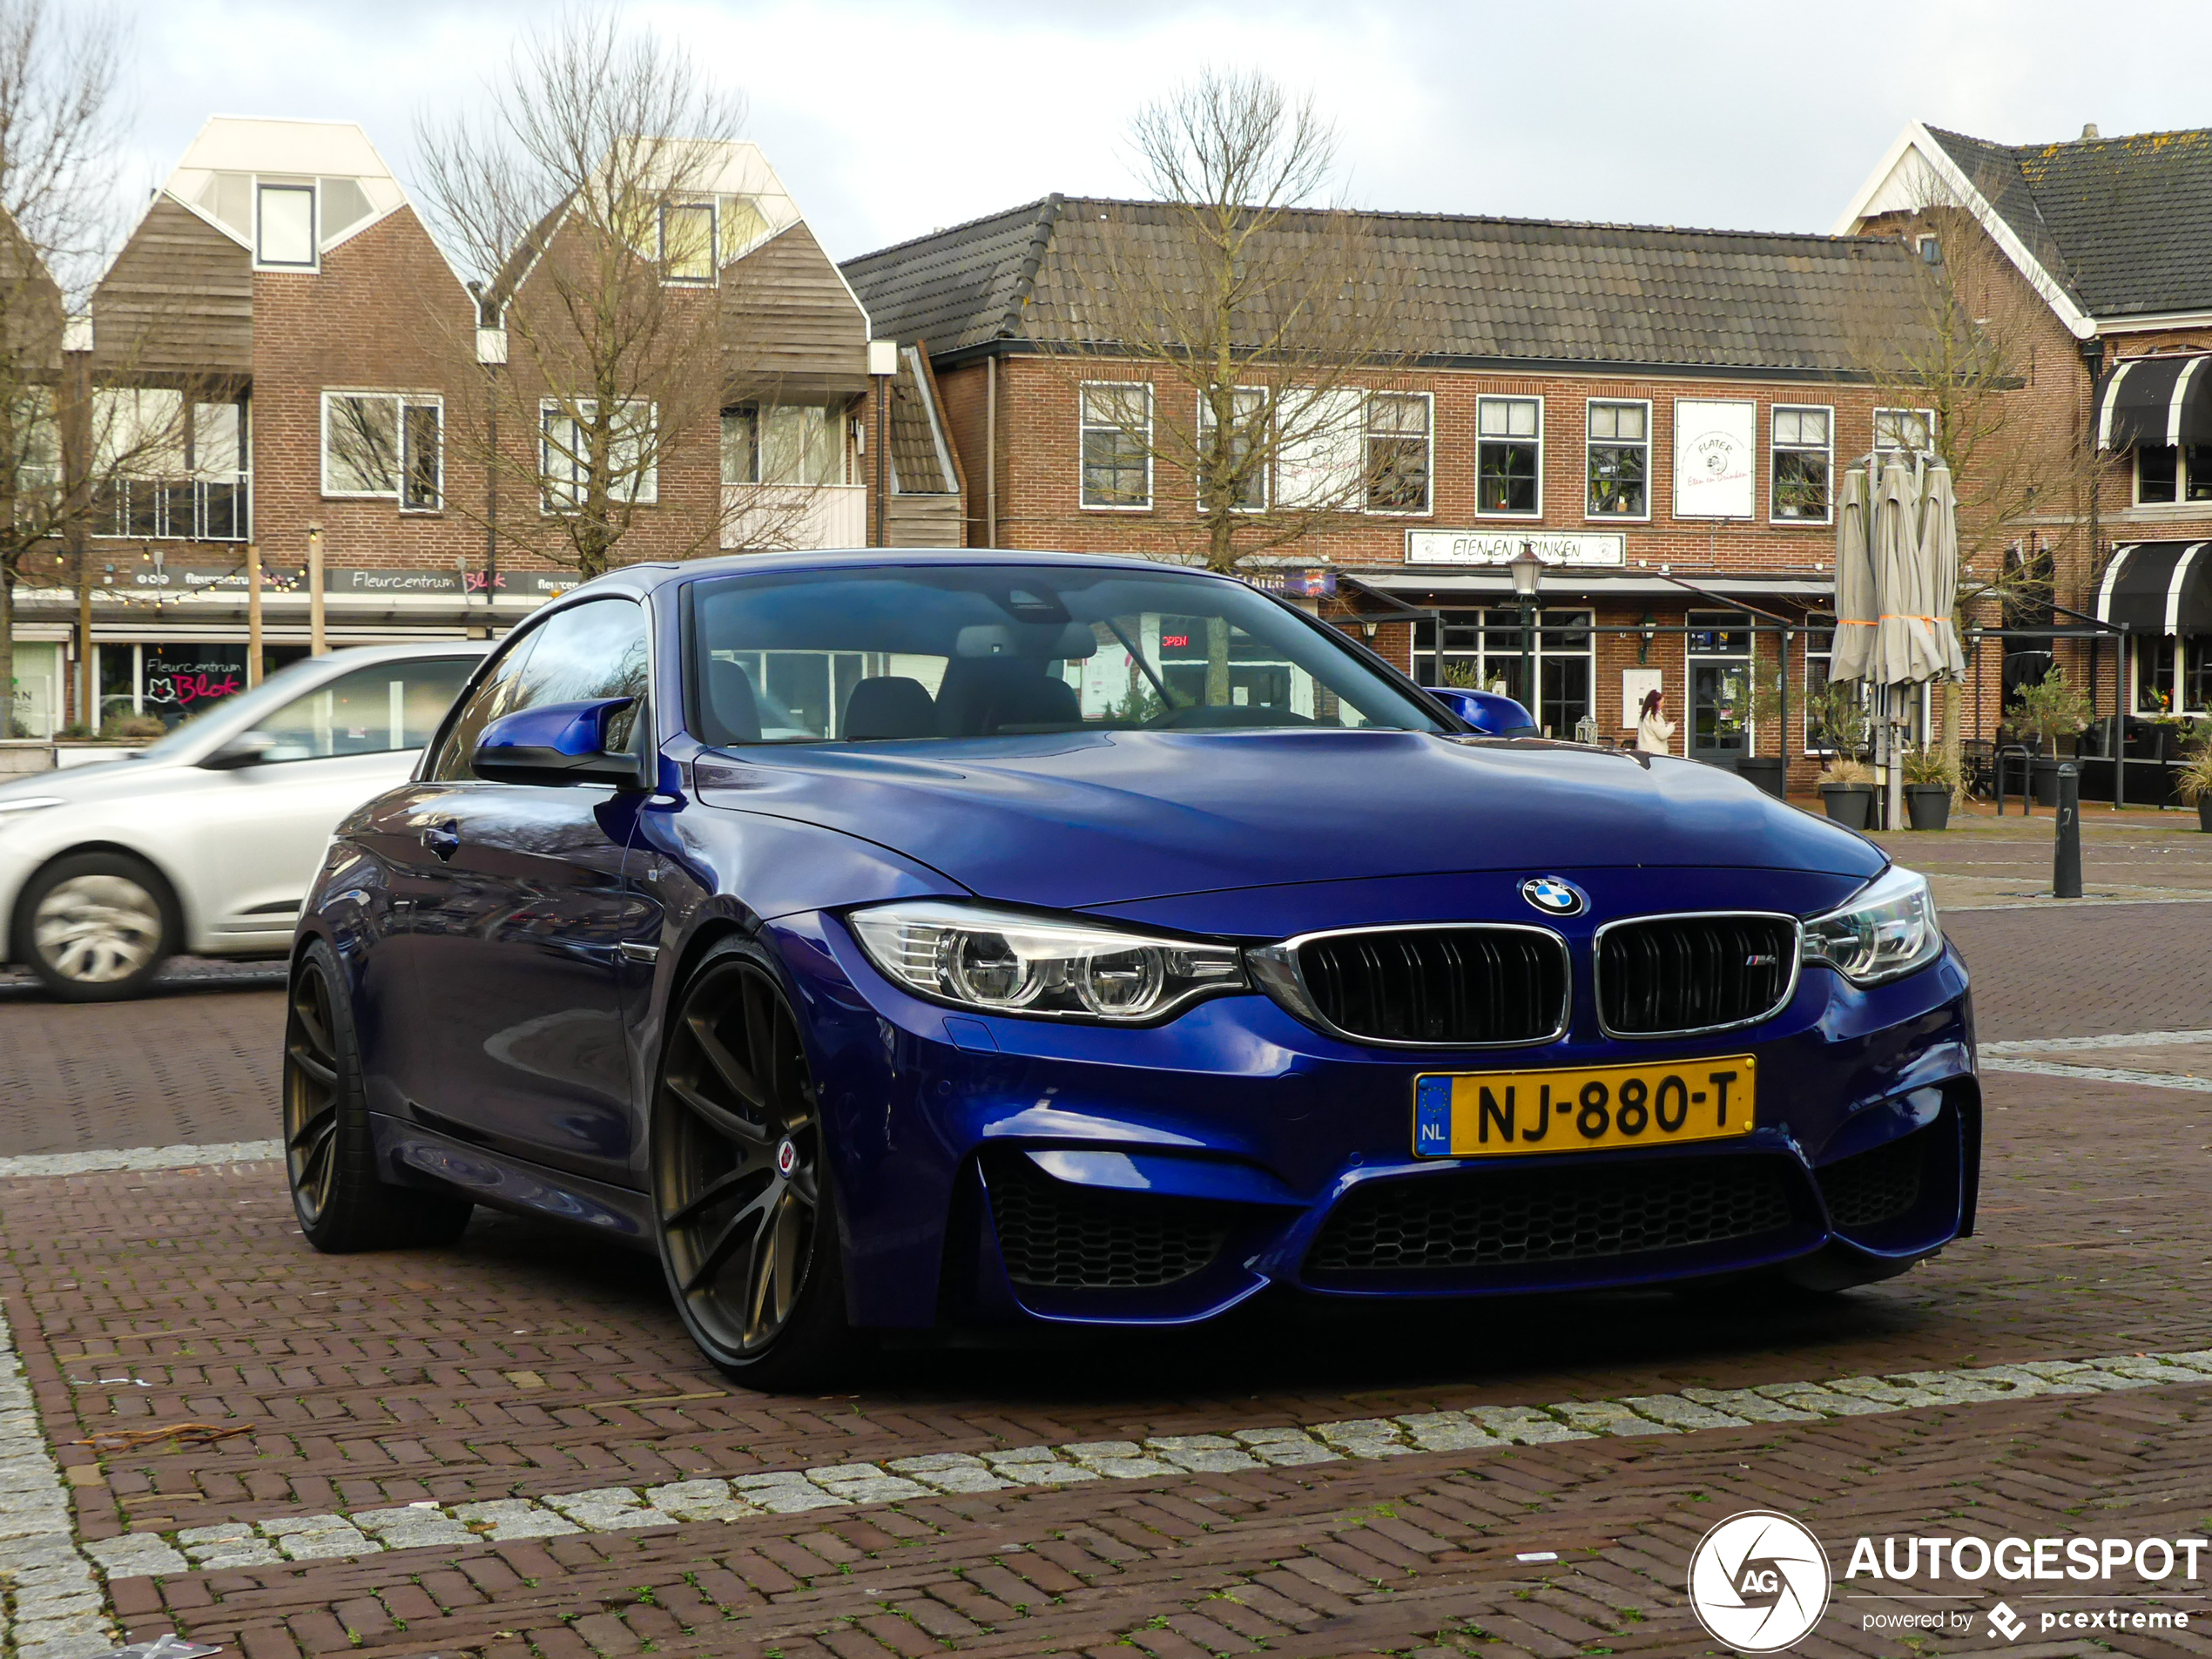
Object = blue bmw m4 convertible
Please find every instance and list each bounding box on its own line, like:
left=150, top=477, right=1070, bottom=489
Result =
left=288, top=551, right=1977, bottom=1386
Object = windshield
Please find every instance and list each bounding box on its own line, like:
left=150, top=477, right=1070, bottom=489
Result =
left=688, top=563, right=1443, bottom=745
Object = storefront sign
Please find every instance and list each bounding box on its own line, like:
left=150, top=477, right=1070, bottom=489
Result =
left=1404, top=531, right=1625, bottom=567
left=1673, top=398, right=1757, bottom=520
left=1244, top=567, right=1338, bottom=597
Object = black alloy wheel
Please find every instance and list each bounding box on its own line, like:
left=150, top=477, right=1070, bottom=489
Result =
left=651, top=941, right=855, bottom=1386
left=284, top=940, right=473, bottom=1251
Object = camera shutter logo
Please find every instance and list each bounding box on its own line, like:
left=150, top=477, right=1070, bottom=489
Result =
left=1687, top=1511, right=1831, bottom=1652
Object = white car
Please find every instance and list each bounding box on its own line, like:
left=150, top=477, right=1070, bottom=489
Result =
left=0, top=642, right=487, bottom=1001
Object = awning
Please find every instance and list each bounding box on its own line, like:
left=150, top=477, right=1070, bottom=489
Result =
left=2094, top=541, right=2212, bottom=634
left=2094, top=354, right=2212, bottom=449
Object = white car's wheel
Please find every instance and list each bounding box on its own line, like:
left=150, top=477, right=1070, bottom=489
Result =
left=15, top=853, right=175, bottom=1001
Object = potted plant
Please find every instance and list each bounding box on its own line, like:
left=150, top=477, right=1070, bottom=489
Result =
left=1901, top=745, right=1955, bottom=831
left=2010, top=667, right=2092, bottom=806
left=2179, top=727, right=2212, bottom=832
left=1817, top=757, right=1877, bottom=829
left=52, top=711, right=167, bottom=769
left=1735, top=664, right=1787, bottom=800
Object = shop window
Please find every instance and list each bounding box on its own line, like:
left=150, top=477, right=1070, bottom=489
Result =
left=1410, top=605, right=1589, bottom=736
left=2136, top=635, right=2178, bottom=714
left=542, top=398, right=658, bottom=509
left=1197, top=387, right=1269, bottom=513
left=255, top=182, right=316, bottom=268
left=2185, top=637, right=2212, bottom=712
left=1585, top=400, right=1648, bottom=518
left=722, top=405, right=840, bottom=486
left=323, top=391, right=442, bottom=511
left=1771, top=406, right=1833, bottom=523
left=1477, top=396, right=1541, bottom=516
left=1366, top=392, right=1431, bottom=515
left=1079, top=383, right=1151, bottom=509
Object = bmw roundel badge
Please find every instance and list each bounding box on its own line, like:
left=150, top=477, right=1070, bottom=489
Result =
left=1521, top=875, right=1588, bottom=917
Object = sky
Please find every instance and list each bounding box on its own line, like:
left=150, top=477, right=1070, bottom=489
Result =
left=105, top=0, right=2212, bottom=266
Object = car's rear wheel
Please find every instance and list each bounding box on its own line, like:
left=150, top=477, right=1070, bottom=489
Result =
left=15, top=852, right=174, bottom=1001
left=286, top=940, right=473, bottom=1251
left=651, top=941, right=858, bottom=1388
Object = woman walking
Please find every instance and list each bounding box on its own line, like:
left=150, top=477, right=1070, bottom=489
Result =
left=1635, top=688, right=1676, bottom=755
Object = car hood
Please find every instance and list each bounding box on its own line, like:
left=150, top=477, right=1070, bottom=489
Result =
left=693, top=729, right=1885, bottom=912
left=0, top=755, right=167, bottom=806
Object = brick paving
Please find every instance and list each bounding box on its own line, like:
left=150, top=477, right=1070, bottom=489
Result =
left=0, top=900, right=2209, bottom=1653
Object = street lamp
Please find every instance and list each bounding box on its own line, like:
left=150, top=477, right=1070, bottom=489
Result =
left=1508, top=542, right=1543, bottom=713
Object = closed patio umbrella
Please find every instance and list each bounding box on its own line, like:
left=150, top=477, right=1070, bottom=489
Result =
left=1830, top=464, right=1877, bottom=684
left=1918, top=462, right=1967, bottom=678
left=1869, top=456, right=1938, bottom=686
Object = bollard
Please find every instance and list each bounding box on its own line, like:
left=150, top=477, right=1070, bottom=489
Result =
left=2054, top=763, right=2082, bottom=899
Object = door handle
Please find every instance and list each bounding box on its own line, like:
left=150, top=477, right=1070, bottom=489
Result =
left=421, top=820, right=460, bottom=860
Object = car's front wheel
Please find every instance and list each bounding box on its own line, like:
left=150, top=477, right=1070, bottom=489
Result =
left=651, top=940, right=859, bottom=1388
left=286, top=940, right=474, bottom=1251
left=15, top=851, right=175, bottom=1001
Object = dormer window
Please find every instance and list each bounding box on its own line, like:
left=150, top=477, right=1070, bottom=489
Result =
left=660, top=201, right=717, bottom=283
left=256, top=182, right=316, bottom=269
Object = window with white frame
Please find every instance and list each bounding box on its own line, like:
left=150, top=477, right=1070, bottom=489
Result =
left=1366, top=392, right=1431, bottom=514
left=322, top=392, right=442, bottom=511
left=91, top=392, right=252, bottom=541
left=1477, top=396, right=1541, bottom=516
left=1585, top=400, right=1649, bottom=518
left=722, top=404, right=842, bottom=486
left=1873, top=407, right=1935, bottom=458
left=542, top=398, right=658, bottom=510
left=256, top=182, right=316, bottom=269
left=1079, top=383, right=1151, bottom=509
left=1197, top=386, right=1268, bottom=512
left=2131, top=443, right=2212, bottom=505
left=661, top=201, right=717, bottom=283
left=1771, top=406, right=1833, bottom=523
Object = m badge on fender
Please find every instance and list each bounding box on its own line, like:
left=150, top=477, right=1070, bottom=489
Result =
left=1521, top=876, right=1588, bottom=917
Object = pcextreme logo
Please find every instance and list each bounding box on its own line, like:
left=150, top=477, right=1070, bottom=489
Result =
left=1687, top=1512, right=1831, bottom=1652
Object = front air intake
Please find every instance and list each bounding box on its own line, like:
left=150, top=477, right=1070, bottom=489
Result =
left=983, top=1153, right=1231, bottom=1290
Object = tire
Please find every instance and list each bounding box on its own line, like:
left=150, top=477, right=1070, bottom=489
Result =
left=650, top=939, right=860, bottom=1389
left=13, top=851, right=176, bottom=1001
left=285, top=939, right=473, bottom=1251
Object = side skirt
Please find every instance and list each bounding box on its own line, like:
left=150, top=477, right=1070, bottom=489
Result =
left=369, top=1113, right=657, bottom=1251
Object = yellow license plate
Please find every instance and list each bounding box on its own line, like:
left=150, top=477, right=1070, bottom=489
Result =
left=1413, top=1055, right=1756, bottom=1158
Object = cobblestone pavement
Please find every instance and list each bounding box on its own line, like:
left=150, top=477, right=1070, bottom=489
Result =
left=0, top=902, right=2208, bottom=1656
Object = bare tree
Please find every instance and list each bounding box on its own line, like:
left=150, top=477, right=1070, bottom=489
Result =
left=1037, top=70, right=1414, bottom=586
left=415, top=11, right=820, bottom=582
left=1844, top=174, right=2102, bottom=779
left=0, top=0, right=123, bottom=735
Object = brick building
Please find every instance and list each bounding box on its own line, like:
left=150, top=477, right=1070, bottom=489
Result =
left=5, top=118, right=960, bottom=738
left=1840, top=121, right=2212, bottom=760
left=846, top=196, right=1942, bottom=786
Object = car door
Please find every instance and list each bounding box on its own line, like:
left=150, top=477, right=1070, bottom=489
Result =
left=185, top=654, right=479, bottom=948
left=400, top=597, right=657, bottom=1186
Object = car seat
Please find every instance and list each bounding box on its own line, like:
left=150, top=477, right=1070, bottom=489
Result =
left=841, top=676, right=937, bottom=740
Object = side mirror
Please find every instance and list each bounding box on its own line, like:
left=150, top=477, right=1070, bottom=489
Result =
left=474, top=697, right=648, bottom=788
left=199, top=732, right=277, bottom=771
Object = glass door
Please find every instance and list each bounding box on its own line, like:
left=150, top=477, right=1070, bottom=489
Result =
left=1687, top=610, right=1750, bottom=764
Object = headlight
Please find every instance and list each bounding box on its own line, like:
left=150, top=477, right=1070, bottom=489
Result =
left=1800, top=865, right=1943, bottom=985
left=847, top=900, right=1247, bottom=1022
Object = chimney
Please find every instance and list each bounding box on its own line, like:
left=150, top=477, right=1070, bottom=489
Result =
left=2081, top=123, right=2101, bottom=140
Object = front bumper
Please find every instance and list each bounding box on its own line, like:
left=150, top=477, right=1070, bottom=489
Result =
left=771, top=911, right=1977, bottom=1331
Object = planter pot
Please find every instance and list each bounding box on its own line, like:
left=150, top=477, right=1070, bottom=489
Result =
left=1904, top=782, right=1952, bottom=831
left=1736, top=757, right=1786, bottom=800
left=51, top=742, right=147, bottom=770
left=1819, top=782, right=1875, bottom=830
left=2199, top=797, right=2212, bottom=833
left=2030, top=755, right=2061, bottom=807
